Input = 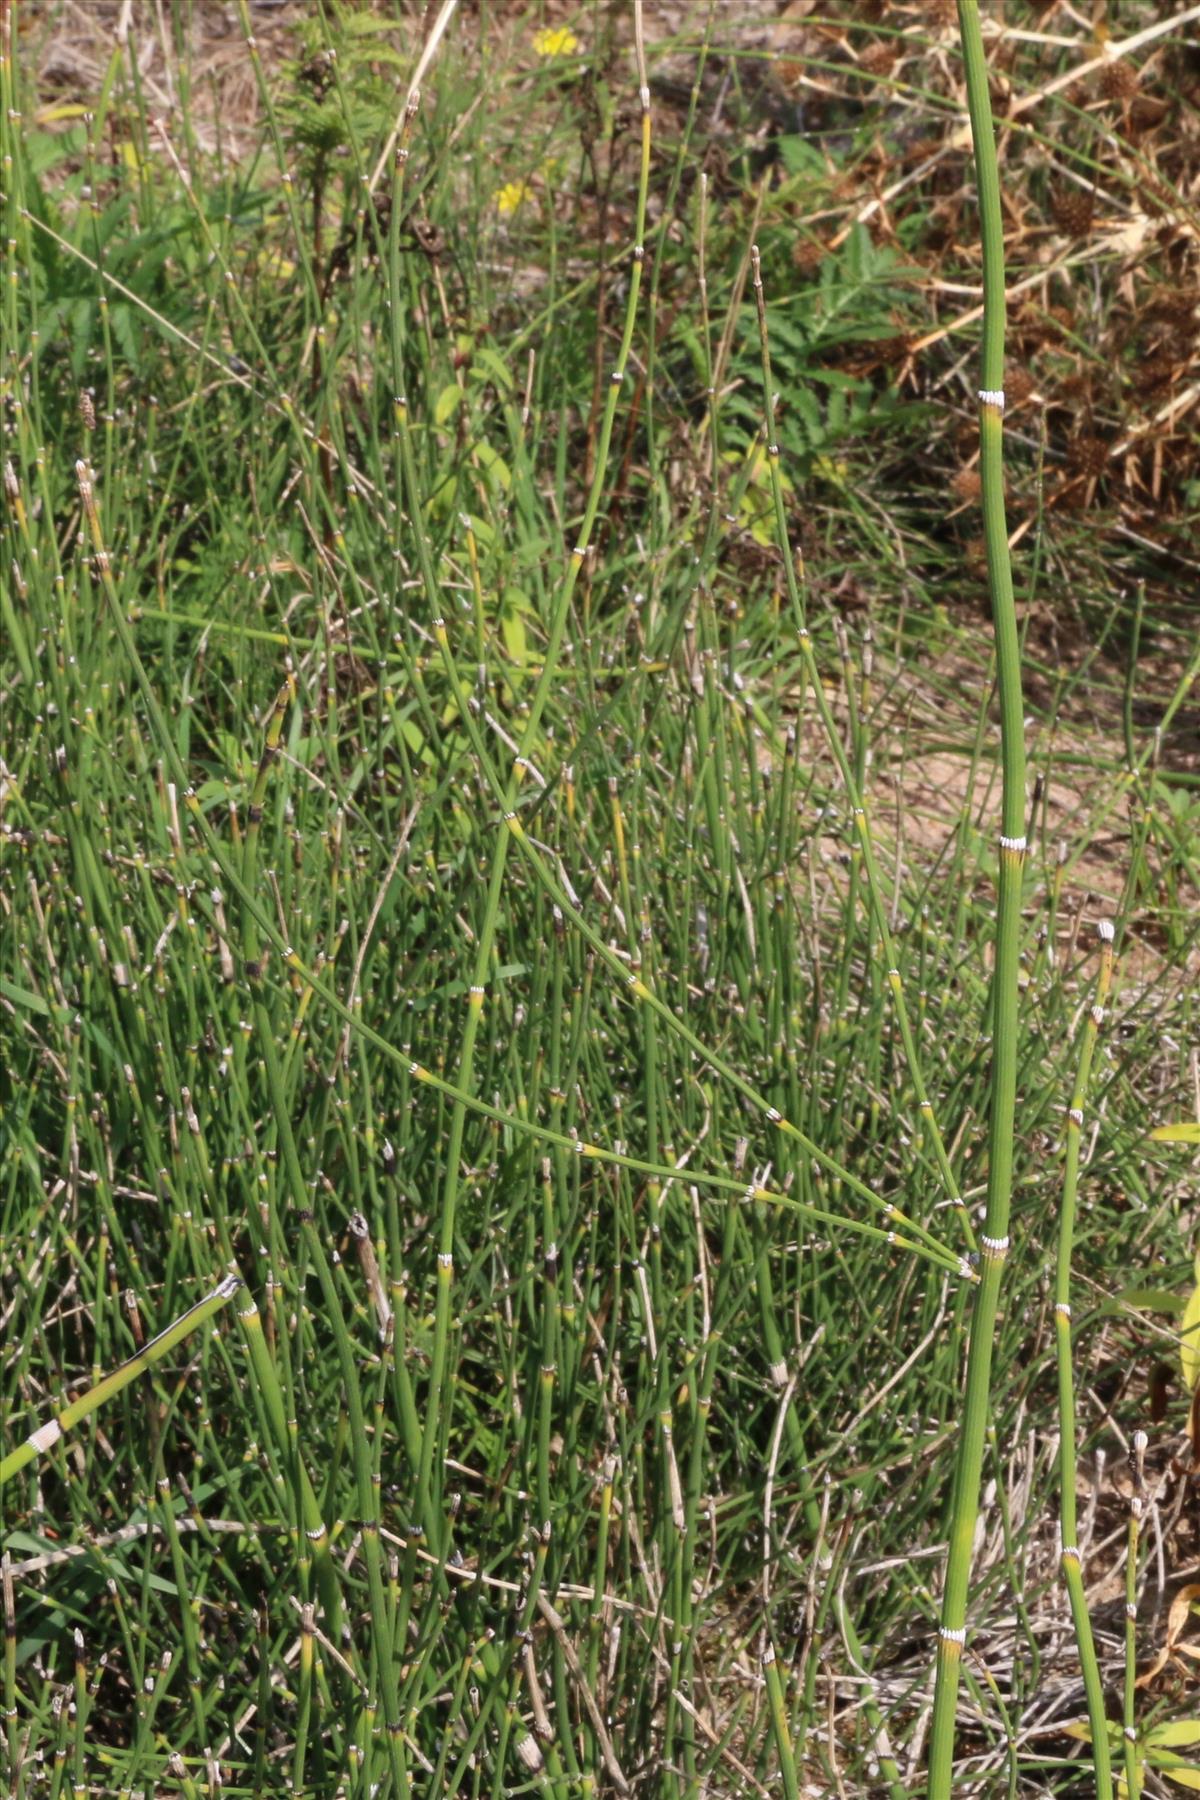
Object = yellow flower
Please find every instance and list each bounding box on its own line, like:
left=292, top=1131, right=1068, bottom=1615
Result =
left=495, top=181, right=533, bottom=217
left=533, top=25, right=579, bottom=57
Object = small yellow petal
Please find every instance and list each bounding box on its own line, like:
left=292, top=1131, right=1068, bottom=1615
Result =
left=533, top=26, right=579, bottom=57
left=495, top=181, right=533, bottom=217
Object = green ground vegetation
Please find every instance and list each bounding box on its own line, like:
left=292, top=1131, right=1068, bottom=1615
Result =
left=2, top=1, right=1198, bottom=1794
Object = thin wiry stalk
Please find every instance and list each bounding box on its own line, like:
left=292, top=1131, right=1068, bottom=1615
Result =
left=1, top=1560, right=16, bottom=1796
left=1055, top=921, right=1115, bottom=1800
left=928, top=2, right=1028, bottom=1789
left=1124, top=1433, right=1148, bottom=1800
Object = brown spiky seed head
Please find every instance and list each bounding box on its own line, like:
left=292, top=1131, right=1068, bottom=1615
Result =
left=1004, top=366, right=1036, bottom=408
left=860, top=41, right=898, bottom=78
left=1049, top=186, right=1094, bottom=238
left=964, top=535, right=988, bottom=578
left=951, top=465, right=983, bottom=504
left=1099, top=58, right=1139, bottom=100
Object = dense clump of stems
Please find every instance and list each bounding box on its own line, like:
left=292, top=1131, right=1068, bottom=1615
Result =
left=4, top=0, right=1197, bottom=1790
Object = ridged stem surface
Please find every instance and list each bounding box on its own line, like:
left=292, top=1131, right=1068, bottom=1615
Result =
left=928, top=5, right=1028, bottom=1790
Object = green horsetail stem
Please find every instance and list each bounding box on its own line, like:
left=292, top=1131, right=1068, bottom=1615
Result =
left=928, top=4, right=1029, bottom=1791
left=762, top=1641, right=801, bottom=1800
left=0, top=1275, right=240, bottom=1487
left=1055, top=921, right=1115, bottom=1799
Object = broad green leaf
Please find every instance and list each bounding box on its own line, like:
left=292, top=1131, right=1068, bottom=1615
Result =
left=1147, top=1722, right=1200, bottom=1749
left=475, top=441, right=511, bottom=493
left=435, top=384, right=462, bottom=426
left=1181, top=1278, right=1200, bottom=1394
left=0, top=978, right=51, bottom=1017
left=1150, top=1122, right=1200, bottom=1143
left=1103, top=1287, right=1188, bottom=1317
left=501, top=609, right=527, bottom=665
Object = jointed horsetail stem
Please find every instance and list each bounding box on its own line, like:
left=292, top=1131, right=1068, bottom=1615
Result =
left=928, top=4, right=1029, bottom=1791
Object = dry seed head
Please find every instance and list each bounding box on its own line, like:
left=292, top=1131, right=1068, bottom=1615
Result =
left=859, top=40, right=898, bottom=79
left=951, top=465, right=982, bottom=505
left=793, top=237, right=825, bottom=275
left=1049, top=186, right=1094, bottom=238
left=1004, top=365, right=1036, bottom=409
left=1099, top=58, right=1139, bottom=101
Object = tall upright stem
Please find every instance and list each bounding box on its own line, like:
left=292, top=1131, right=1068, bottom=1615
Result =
left=928, top=4, right=1027, bottom=1791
